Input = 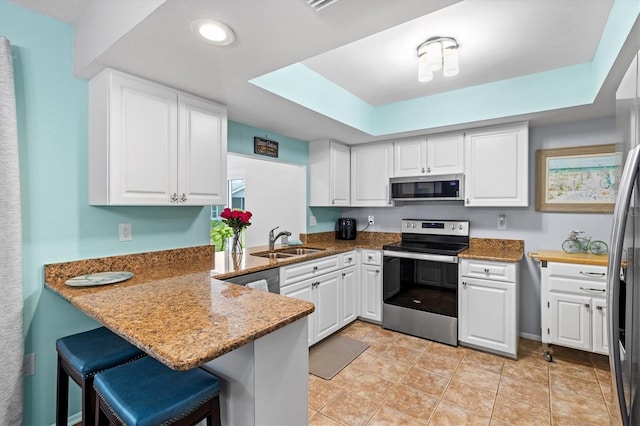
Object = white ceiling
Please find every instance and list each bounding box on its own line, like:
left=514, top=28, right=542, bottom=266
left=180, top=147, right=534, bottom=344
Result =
left=8, top=0, right=634, bottom=144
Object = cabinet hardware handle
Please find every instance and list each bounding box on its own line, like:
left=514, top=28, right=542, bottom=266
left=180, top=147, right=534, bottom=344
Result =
left=584, top=303, right=590, bottom=308
left=462, top=281, right=467, bottom=287
left=483, top=268, right=490, bottom=273
left=313, top=266, right=318, bottom=271
left=368, top=256, right=374, bottom=261
left=180, top=193, right=187, bottom=202
left=375, top=269, right=380, bottom=273
left=421, top=167, right=426, bottom=173
left=466, top=198, right=469, bottom=204
left=579, top=271, right=606, bottom=277
left=331, top=200, right=335, bottom=205
left=427, top=167, right=431, bottom=173
left=342, top=273, right=346, bottom=277
left=170, top=193, right=178, bottom=202
left=579, top=286, right=606, bottom=293
left=596, top=306, right=603, bottom=311
left=347, top=258, right=352, bottom=263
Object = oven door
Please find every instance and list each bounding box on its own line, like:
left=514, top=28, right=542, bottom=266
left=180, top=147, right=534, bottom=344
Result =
left=382, top=250, right=458, bottom=317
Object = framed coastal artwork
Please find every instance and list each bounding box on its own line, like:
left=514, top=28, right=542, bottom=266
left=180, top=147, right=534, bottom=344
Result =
left=536, top=144, right=621, bottom=213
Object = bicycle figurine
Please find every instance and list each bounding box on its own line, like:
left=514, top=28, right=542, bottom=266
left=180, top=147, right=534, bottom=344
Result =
left=561, top=230, right=608, bottom=255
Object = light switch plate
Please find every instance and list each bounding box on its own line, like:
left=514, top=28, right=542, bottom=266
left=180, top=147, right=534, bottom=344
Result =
left=119, top=223, right=132, bottom=241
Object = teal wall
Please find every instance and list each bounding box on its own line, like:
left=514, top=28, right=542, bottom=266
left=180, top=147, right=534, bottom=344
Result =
left=227, top=121, right=342, bottom=233
left=0, top=2, right=335, bottom=423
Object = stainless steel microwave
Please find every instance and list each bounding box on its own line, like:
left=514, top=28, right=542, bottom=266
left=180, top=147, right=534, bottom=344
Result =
left=390, top=174, right=464, bottom=201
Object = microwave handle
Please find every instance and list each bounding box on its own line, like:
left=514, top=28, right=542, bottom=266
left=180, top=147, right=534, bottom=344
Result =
left=387, top=184, right=392, bottom=205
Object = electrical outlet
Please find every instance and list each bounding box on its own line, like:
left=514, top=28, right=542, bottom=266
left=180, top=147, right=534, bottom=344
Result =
left=23, top=353, right=35, bottom=376
left=497, top=214, right=507, bottom=230
left=368, top=215, right=375, bottom=225
left=119, top=223, right=132, bottom=241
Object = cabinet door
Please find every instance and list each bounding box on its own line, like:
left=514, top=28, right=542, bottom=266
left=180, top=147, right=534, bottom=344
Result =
left=549, top=293, right=591, bottom=351
left=177, top=93, right=227, bottom=205
left=426, top=133, right=464, bottom=175
left=281, top=280, right=315, bottom=346
left=393, top=138, right=427, bottom=177
left=330, top=142, right=351, bottom=206
left=592, top=298, right=608, bottom=355
left=109, top=72, right=178, bottom=205
left=464, top=123, right=528, bottom=207
left=459, top=277, right=517, bottom=356
left=351, top=143, right=394, bottom=207
left=315, top=272, right=341, bottom=342
left=341, top=267, right=359, bottom=326
left=360, top=264, right=382, bottom=322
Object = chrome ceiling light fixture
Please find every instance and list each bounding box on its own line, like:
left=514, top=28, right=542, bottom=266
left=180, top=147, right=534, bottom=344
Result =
left=417, top=36, right=459, bottom=82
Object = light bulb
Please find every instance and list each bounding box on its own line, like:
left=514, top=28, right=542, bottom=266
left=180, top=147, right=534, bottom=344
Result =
left=443, top=47, right=459, bottom=77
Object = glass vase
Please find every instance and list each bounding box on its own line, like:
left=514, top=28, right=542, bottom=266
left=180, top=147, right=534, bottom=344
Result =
left=231, top=227, right=243, bottom=255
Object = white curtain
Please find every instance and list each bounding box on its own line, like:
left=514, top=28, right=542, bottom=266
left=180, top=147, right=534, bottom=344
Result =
left=0, top=36, right=23, bottom=424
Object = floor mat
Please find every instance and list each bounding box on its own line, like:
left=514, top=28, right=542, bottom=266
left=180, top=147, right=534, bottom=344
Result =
left=309, top=334, right=370, bottom=380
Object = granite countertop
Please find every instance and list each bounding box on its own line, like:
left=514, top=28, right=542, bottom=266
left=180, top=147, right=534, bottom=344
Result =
left=212, top=231, right=401, bottom=279
left=44, top=246, right=314, bottom=371
left=528, top=249, right=608, bottom=267
left=458, top=238, right=525, bottom=263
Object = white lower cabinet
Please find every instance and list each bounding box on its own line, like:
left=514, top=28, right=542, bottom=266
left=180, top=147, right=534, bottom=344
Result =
left=459, top=259, right=519, bottom=358
left=280, top=252, right=360, bottom=346
left=341, top=266, right=359, bottom=325
left=360, top=250, right=382, bottom=323
left=541, top=261, right=608, bottom=355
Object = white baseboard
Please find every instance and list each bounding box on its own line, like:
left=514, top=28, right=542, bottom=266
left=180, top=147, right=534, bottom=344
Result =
left=520, top=332, right=541, bottom=341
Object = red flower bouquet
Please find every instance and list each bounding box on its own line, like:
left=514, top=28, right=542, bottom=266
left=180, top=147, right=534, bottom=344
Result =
left=220, top=207, right=252, bottom=230
left=220, top=208, right=252, bottom=254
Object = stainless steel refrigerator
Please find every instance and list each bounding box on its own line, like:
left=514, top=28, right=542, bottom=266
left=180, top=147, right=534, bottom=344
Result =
left=608, top=51, right=640, bottom=426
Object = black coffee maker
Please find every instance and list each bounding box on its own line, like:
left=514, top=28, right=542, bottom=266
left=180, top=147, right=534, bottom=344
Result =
left=336, top=218, right=357, bottom=240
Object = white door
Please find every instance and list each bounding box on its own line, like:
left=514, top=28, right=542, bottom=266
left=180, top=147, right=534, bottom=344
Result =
left=464, top=123, right=528, bottom=207
left=109, top=73, right=178, bottom=205
left=316, top=272, right=341, bottom=341
left=592, top=298, right=608, bottom=355
left=178, top=93, right=227, bottom=205
left=330, top=142, right=351, bottom=206
left=281, top=280, right=315, bottom=346
left=351, top=143, right=393, bottom=207
left=459, top=278, right=516, bottom=354
left=340, top=267, right=358, bottom=326
left=550, top=293, right=591, bottom=351
left=360, top=265, right=382, bottom=321
left=426, top=133, right=464, bottom=175
left=393, top=138, right=427, bottom=177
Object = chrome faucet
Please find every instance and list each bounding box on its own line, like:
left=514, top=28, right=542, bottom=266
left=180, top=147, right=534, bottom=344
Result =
left=269, top=226, right=292, bottom=250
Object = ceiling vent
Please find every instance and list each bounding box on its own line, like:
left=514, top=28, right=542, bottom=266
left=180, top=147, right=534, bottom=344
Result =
left=306, top=0, right=338, bottom=12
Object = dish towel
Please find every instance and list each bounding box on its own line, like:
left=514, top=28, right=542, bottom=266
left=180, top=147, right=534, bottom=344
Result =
left=0, top=36, right=24, bottom=425
left=246, top=279, right=269, bottom=292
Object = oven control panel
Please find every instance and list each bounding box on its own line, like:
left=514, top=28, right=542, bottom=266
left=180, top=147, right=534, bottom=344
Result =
left=401, top=219, right=469, bottom=236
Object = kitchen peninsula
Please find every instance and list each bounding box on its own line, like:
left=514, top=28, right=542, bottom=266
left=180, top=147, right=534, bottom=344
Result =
left=44, top=245, right=314, bottom=426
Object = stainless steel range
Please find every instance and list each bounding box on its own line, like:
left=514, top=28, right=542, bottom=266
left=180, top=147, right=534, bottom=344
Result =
left=382, top=219, right=469, bottom=346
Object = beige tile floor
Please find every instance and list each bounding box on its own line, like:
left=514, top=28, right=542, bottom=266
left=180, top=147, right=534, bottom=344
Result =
left=308, top=320, right=620, bottom=426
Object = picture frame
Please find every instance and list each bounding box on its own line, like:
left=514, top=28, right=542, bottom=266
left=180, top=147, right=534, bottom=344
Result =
left=254, top=137, right=279, bottom=158
left=536, top=144, right=621, bottom=213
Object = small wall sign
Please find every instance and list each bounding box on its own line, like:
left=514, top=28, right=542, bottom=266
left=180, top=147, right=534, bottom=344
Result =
left=254, top=137, right=279, bottom=158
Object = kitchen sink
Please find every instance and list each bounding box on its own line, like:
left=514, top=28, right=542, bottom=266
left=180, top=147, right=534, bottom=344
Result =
left=252, top=252, right=296, bottom=259
left=278, top=248, right=325, bottom=255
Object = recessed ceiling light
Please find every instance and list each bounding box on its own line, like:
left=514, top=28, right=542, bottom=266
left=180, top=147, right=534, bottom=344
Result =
left=191, top=19, right=235, bottom=46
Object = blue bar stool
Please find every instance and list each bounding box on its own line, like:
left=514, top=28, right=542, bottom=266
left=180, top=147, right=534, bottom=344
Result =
left=93, top=356, right=222, bottom=426
left=56, top=327, right=145, bottom=426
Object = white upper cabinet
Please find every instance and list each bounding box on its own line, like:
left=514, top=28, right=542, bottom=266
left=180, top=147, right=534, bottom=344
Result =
left=393, top=137, right=427, bottom=177
left=464, top=122, right=528, bottom=207
left=392, top=133, right=463, bottom=178
left=89, top=68, right=227, bottom=206
left=427, top=132, right=464, bottom=175
left=309, top=140, right=350, bottom=206
left=351, top=143, right=394, bottom=207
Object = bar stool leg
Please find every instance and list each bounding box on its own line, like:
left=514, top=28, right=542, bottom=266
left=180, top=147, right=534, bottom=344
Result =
left=56, top=354, right=69, bottom=426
